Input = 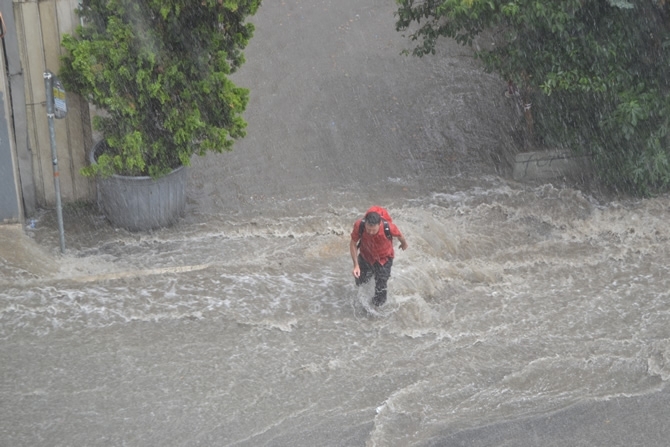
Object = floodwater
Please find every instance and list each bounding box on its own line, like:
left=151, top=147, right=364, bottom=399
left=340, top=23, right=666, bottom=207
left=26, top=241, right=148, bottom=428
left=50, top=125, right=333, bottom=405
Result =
left=2, top=0, right=670, bottom=446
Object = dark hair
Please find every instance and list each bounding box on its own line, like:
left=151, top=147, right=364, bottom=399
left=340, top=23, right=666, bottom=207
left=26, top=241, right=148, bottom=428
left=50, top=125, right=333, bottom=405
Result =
left=364, top=211, right=381, bottom=225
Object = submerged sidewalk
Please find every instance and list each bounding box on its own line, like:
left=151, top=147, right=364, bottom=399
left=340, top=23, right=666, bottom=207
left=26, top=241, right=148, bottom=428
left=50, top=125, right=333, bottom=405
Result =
left=0, top=224, right=59, bottom=281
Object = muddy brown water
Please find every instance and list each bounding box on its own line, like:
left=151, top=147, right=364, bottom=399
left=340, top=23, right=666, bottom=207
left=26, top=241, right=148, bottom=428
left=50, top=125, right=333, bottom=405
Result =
left=2, top=1, right=670, bottom=446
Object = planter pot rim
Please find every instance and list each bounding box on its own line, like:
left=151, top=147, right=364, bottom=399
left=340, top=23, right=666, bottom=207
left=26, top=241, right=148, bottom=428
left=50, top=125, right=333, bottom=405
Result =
left=89, top=140, right=184, bottom=180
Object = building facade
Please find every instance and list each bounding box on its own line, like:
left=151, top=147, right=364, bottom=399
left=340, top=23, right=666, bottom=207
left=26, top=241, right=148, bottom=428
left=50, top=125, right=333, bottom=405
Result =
left=0, top=0, right=94, bottom=223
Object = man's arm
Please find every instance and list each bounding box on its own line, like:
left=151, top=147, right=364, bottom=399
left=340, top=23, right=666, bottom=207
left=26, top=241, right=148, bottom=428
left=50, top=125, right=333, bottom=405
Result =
left=389, top=222, right=408, bottom=251
left=350, top=238, right=360, bottom=277
left=397, top=233, right=408, bottom=251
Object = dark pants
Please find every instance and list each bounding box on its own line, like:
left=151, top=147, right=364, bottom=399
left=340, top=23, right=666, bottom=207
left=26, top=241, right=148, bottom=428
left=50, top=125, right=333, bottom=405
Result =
left=355, top=255, right=393, bottom=306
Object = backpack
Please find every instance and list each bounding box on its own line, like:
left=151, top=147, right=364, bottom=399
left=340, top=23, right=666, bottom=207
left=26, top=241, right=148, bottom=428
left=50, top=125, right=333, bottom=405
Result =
left=358, top=206, right=392, bottom=242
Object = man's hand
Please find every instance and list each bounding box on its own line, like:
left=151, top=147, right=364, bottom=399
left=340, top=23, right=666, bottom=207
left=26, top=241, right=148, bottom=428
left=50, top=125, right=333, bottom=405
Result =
left=399, top=237, right=408, bottom=251
left=350, top=238, right=361, bottom=277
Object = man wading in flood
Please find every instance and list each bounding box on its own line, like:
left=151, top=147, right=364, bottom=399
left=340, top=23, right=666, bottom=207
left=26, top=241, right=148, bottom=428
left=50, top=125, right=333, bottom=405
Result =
left=350, top=207, right=408, bottom=307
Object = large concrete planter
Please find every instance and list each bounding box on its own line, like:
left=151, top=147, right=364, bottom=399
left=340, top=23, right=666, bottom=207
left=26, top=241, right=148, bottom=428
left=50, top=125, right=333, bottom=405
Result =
left=90, top=141, right=187, bottom=231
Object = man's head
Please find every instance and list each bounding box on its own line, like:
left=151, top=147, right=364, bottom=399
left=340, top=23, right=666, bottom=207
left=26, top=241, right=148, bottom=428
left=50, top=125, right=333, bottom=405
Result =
left=364, top=211, right=381, bottom=235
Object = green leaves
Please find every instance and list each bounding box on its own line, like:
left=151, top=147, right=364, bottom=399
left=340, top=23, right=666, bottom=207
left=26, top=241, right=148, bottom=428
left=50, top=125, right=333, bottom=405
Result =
left=396, top=0, right=670, bottom=195
left=60, top=0, right=261, bottom=178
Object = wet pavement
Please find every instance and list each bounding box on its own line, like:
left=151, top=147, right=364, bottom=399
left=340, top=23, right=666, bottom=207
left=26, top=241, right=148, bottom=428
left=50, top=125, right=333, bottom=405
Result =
left=2, top=0, right=670, bottom=445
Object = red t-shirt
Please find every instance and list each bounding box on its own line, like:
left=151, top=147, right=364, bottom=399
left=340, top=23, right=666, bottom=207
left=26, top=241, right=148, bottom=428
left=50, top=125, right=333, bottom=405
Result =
left=351, top=219, right=402, bottom=265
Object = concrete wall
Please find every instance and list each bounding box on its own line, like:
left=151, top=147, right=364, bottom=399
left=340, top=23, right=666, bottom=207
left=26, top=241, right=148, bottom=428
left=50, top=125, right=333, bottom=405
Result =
left=11, top=0, right=94, bottom=209
left=2, top=0, right=34, bottom=216
left=0, top=84, right=21, bottom=222
left=513, top=150, right=591, bottom=183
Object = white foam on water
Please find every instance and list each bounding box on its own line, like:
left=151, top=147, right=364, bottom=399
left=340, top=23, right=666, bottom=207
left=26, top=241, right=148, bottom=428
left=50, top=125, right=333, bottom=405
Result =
left=3, top=185, right=670, bottom=446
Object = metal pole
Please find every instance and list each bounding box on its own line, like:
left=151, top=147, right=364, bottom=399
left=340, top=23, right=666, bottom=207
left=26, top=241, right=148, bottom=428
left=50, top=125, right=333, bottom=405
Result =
left=44, top=71, right=65, bottom=254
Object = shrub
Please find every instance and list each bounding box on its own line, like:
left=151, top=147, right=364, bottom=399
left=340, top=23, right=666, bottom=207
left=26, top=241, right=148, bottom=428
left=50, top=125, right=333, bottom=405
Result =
left=60, top=0, right=261, bottom=178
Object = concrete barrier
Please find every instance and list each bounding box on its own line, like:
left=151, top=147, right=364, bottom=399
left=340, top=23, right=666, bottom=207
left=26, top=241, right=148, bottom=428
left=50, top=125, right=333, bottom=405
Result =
left=513, top=149, right=591, bottom=182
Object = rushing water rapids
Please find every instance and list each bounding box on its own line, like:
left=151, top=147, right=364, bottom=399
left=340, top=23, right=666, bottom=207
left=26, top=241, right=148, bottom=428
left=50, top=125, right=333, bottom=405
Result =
left=4, top=184, right=670, bottom=446
left=2, top=0, right=670, bottom=446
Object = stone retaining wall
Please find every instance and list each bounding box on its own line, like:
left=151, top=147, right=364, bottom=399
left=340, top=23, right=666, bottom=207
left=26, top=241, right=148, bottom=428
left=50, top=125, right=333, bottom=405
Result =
left=513, top=149, right=591, bottom=182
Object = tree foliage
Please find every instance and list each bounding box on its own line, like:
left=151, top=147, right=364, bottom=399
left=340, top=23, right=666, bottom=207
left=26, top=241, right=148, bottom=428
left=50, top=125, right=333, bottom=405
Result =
left=396, top=0, right=670, bottom=195
left=60, top=0, right=261, bottom=178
